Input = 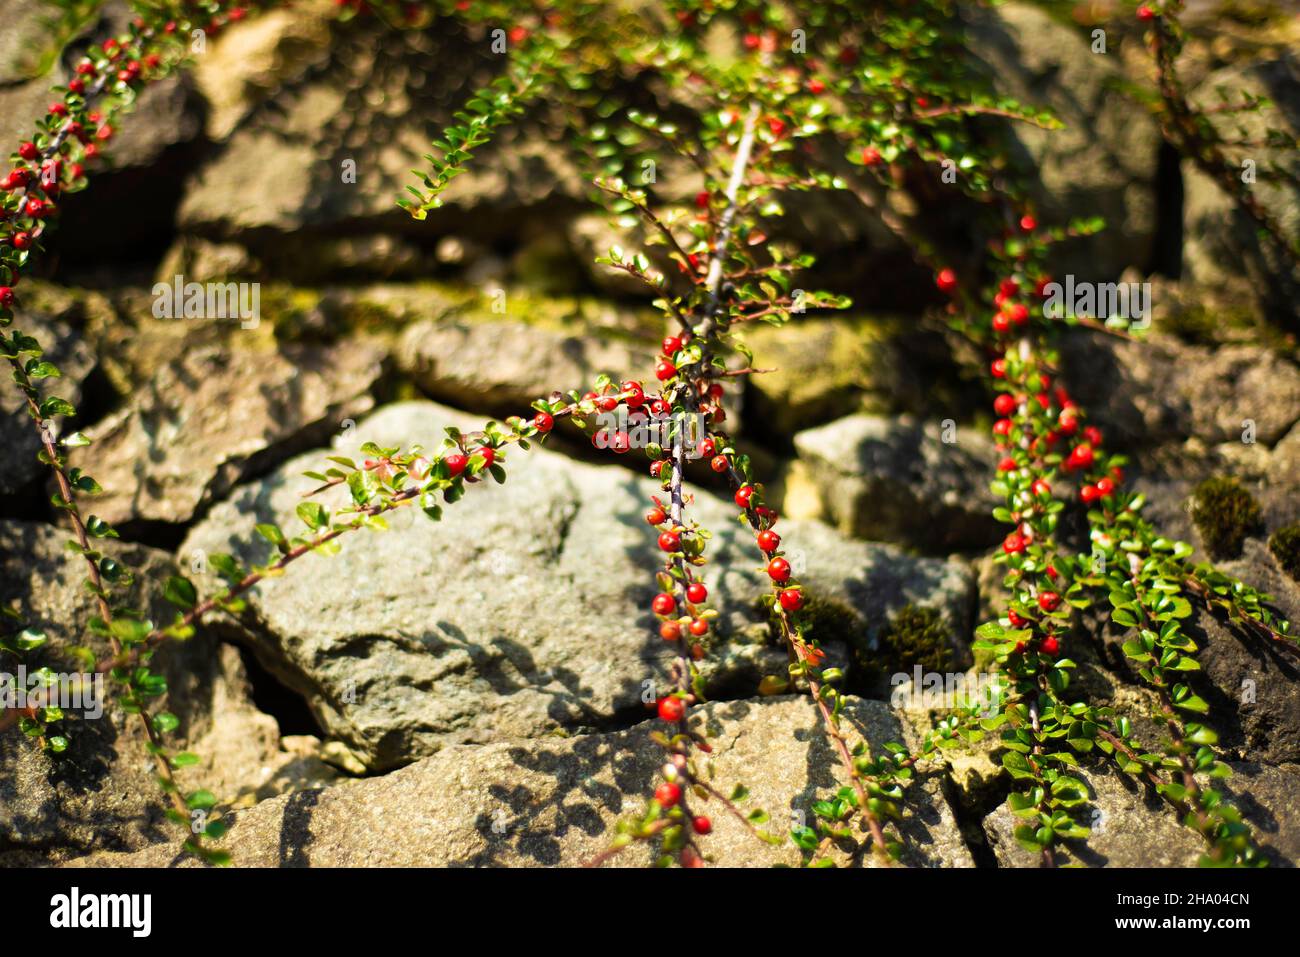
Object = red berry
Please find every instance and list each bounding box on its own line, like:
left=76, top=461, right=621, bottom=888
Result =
left=757, top=530, right=781, bottom=553
left=655, top=781, right=682, bottom=807
left=652, top=593, right=676, bottom=616
left=1019, top=214, right=1037, bottom=232
left=710, top=455, right=729, bottom=473
left=596, top=394, right=618, bottom=412
left=11, top=232, right=31, bottom=250
left=1083, top=425, right=1104, bottom=447
left=695, top=190, right=710, bottom=209
left=993, top=394, right=1017, bottom=417
left=1137, top=5, right=1155, bottom=21
left=692, top=815, right=712, bottom=834
left=734, top=485, right=755, bottom=508
left=1068, top=443, right=1094, bottom=470
left=993, top=418, right=1012, bottom=438
left=779, top=588, right=804, bottom=611
left=767, top=557, right=791, bottom=582
left=24, top=198, right=46, bottom=218
left=655, top=360, right=677, bottom=381
left=18, top=142, right=38, bottom=162
left=1008, top=610, right=1026, bottom=627
left=476, top=447, right=495, bottom=468
left=1096, top=477, right=1115, bottom=497
left=0, top=286, right=14, bottom=308
left=997, top=456, right=1018, bottom=473
left=662, top=335, right=683, bottom=355
left=609, top=431, right=631, bottom=454
left=992, top=313, right=1011, bottom=334
left=1006, top=303, right=1029, bottom=325
left=657, top=697, right=685, bottom=723
left=1041, top=635, right=1060, bottom=656
left=1038, top=592, right=1061, bottom=613
left=645, top=507, right=666, bottom=526
left=68, top=78, right=85, bottom=95
left=686, top=583, right=708, bottom=604
left=532, top=412, right=554, bottom=432
left=991, top=358, right=1007, bottom=378
left=1003, top=532, right=1027, bottom=554
left=936, top=268, right=958, bottom=293
left=697, top=438, right=716, bottom=458
left=808, top=78, right=826, bottom=94
left=660, top=621, right=682, bottom=641
left=444, top=453, right=468, bottom=476
left=658, top=531, right=681, bottom=552
left=861, top=146, right=882, bottom=165
left=689, top=618, right=709, bottom=637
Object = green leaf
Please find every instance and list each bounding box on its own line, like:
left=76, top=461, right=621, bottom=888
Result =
left=297, top=501, right=329, bottom=531
left=163, top=576, right=198, bottom=610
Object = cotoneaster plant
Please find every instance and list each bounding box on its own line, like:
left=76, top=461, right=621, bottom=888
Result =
left=2, top=0, right=1295, bottom=869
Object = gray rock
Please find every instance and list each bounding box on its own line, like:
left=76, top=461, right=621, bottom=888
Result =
left=0, top=521, right=287, bottom=864
left=1182, top=54, right=1300, bottom=317
left=965, top=3, right=1160, bottom=279
left=397, top=319, right=650, bottom=415
left=177, top=14, right=584, bottom=253
left=791, top=414, right=1002, bottom=552
left=983, top=762, right=1205, bottom=867
left=81, top=341, right=384, bottom=528
left=64, top=696, right=974, bottom=868
left=0, top=310, right=96, bottom=496
left=1060, top=328, right=1300, bottom=451
left=179, top=400, right=976, bottom=771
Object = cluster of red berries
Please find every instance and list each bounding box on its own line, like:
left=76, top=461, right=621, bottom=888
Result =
left=1, top=5, right=256, bottom=300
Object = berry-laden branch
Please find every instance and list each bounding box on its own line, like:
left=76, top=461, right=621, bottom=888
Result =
left=1, top=0, right=282, bottom=866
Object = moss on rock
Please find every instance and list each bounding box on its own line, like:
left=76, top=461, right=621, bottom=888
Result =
left=1191, top=476, right=1264, bottom=560
left=1269, top=524, right=1300, bottom=582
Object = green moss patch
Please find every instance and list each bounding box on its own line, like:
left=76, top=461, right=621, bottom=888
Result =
left=1191, top=477, right=1264, bottom=560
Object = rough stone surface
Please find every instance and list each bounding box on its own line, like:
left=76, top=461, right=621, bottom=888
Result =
left=179, top=400, right=976, bottom=771
left=65, top=696, right=973, bottom=868
left=397, top=319, right=649, bottom=415
left=984, top=762, right=1205, bottom=867
left=791, top=414, right=1002, bottom=552
left=82, top=341, right=385, bottom=528
left=966, top=2, right=1160, bottom=279
left=1060, top=329, right=1300, bottom=452
left=0, top=521, right=294, bottom=864
left=1182, top=54, right=1300, bottom=312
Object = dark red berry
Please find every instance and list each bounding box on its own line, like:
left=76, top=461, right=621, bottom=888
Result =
left=757, top=530, right=780, bottom=553
left=652, top=593, right=676, bottom=616
left=532, top=412, right=554, bottom=432
left=692, top=815, right=712, bottom=834
left=1038, top=591, right=1061, bottom=613
left=710, top=455, right=729, bottom=473
left=767, top=557, right=791, bottom=582
left=686, top=583, right=707, bottom=604
left=779, top=588, right=803, bottom=611
left=936, top=268, right=958, bottom=293
left=662, top=335, right=683, bottom=355
left=734, top=485, right=755, bottom=508
left=444, top=453, right=468, bottom=476
left=1041, top=635, right=1060, bottom=655
left=655, top=360, right=677, bottom=381
left=658, top=531, right=681, bottom=552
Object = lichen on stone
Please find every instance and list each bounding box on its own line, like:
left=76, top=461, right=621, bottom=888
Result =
left=1191, top=476, right=1263, bottom=560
